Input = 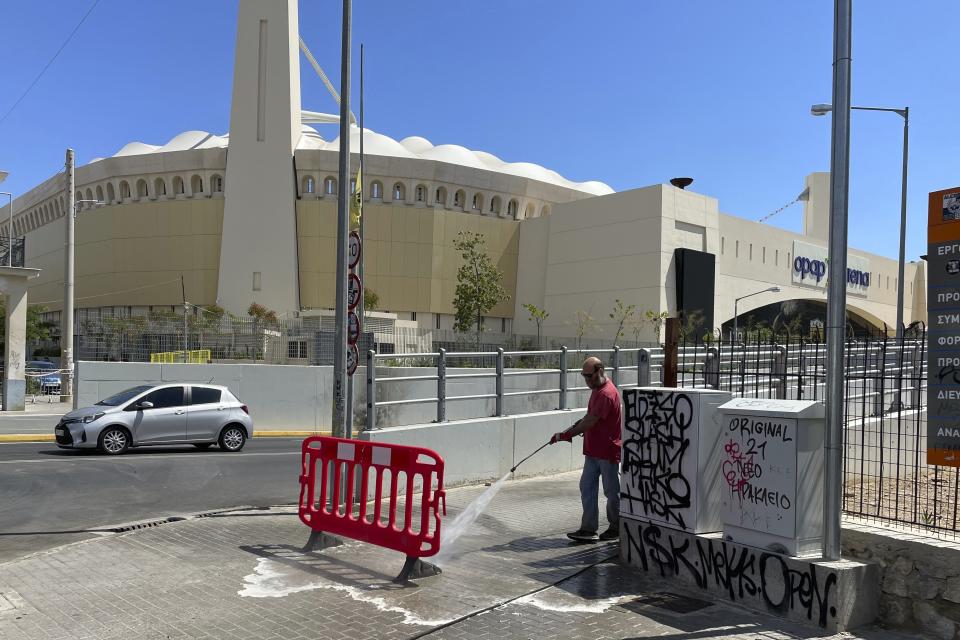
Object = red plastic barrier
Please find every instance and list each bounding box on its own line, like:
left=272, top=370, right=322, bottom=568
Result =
left=298, top=436, right=446, bottom=558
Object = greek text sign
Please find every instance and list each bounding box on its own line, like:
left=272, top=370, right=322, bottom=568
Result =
left=791, top=240, right=870, bottom=295
left=927, top=186, right=960, bottom=467
left=719, top=413, right=796, bottom=538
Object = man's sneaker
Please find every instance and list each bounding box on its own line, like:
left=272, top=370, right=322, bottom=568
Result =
left=599, top=526, right=620, bottom=541
left=566, top=529, right=599, bottom=543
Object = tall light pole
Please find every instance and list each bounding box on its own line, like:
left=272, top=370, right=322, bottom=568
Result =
left=63, top=149, right=75, bottom=403
left=62, top=148, right=105, bottom=403
left=332, top=0, right=352, bottom=437
left=732, top=287, right=780, bottom=343
left=811, top=103, right=909, bottom=348
left=821, top=0, right=853, bottom=562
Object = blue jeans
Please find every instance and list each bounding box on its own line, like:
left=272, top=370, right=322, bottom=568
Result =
left=579, top=456, right=620, bottom=533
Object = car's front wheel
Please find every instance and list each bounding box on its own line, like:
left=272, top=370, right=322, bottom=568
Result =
left=98, top=427, right=130, bottom=455
left=218, top=425, right=246, bottom=452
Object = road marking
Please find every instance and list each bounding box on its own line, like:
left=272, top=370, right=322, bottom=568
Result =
left=0, top=451, right=301, bottom=465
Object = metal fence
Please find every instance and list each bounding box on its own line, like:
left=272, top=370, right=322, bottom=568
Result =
left=0, top=236, right=25, bottom=268
left=365, top=328, right=955, bottom=537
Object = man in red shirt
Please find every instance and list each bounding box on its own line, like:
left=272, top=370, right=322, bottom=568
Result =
left=550, top=356, right=622, bottom=542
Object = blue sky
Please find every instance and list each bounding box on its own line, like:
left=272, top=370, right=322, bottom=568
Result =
left=1, top=1, right=956, bottom=262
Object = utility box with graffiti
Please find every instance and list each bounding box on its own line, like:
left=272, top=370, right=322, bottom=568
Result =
left=621, top=387, right=732, bottom=533
left=717, top=398, right=825, bottom=557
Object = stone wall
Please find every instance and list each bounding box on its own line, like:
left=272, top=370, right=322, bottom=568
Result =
left=843, top=520, right=960, bottom=639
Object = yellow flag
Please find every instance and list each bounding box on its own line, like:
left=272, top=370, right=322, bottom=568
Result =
left=350, top=167, right=362, bottom=230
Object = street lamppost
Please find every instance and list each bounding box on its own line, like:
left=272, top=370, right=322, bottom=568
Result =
left=61, top=197, right=104, bottom=402
left=733, top=286, right=781, bottom=343
left=811, top=103, right=909, bottom=343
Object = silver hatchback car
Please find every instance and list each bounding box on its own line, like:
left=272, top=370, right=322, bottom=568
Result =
left=54, top=384, right=254, bottom=455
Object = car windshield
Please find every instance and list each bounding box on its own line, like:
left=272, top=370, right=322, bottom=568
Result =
left=96, top=385, right=154, bottom=407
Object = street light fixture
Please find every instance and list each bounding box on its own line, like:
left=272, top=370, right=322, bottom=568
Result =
left=810, top=102, right=909, bottom=343
left=812, top=102, right=909, bottom=408
left=733, top=286, right=781, bottom=343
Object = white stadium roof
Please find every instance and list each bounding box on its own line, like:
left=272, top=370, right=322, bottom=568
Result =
left=103, top=125, right=614, bottom=196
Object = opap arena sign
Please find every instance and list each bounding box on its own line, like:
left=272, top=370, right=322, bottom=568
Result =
left=791, top=240, right=870, bottom=295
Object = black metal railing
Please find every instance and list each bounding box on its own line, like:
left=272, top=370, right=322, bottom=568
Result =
left=0, top=237, right=25, bottom=267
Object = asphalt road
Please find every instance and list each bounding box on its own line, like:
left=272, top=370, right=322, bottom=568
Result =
left=0, top=438, right=304, bottom=564
left=0, top=413, right=67, bottom=434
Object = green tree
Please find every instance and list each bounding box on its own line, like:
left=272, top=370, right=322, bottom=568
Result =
left=644, top=310, right=669, bottom=345
left=522, top=302, right=549, bottom=349
left=0, top=304, right=56, bottom=344
left=574, top=310, right=596, bottom=354
left=608, top=298, right=636, bottom=346
left=452, top=231, right=508, bottom=348
left=363, top=288, right=380, bottom=313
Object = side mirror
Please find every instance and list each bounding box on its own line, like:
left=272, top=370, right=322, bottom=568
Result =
left=137, top=401, right=154, bottom=410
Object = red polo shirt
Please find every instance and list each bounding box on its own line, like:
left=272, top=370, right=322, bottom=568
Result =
left=583, top=379, right=622, bottom=463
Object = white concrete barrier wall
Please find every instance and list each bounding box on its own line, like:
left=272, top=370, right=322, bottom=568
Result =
left=75, top=361, right=334, bottom=431
left=74, top=362, right=618, bottom=432
left=360, top=408, right=588, bottom=487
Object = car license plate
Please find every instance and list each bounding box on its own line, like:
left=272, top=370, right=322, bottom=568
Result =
left=55, top=427, right=65, bottom=436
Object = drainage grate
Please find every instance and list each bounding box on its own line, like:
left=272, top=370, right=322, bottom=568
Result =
left=622, top=592, right=713, bottom=615
left=109, top=516, right=185, bottom=533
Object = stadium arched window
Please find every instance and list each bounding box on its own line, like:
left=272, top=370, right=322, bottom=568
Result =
left=303, top=176, right=315, bottom=194
left=136, top=180, right=148, bottom=198
left=191, top=175, right=204, bottom=195
left=507, top=199, right=519, bottom=217
left=490, top=196, right=501, bottom=215
left=371, top=181, right=383, bottom=199
left=540, top=205, right=550, bottom=217
left=435, top=187, right=447, bottom=206
left=154, top=178, right=167, bottom=197
left=415, top=184, right=426, bottom=203
left=173, top=176, right=184, bottom=195
left=119, top=181, right=131, bottom=199
left=472, top=193, right=483, bottom=211
left=211, top=175, right=224, bottom=193
left=393, top=182, right=406, bottom=201
left=454, top=189, right=465, bottom=209
left=324, top=177, right=338, bottom=195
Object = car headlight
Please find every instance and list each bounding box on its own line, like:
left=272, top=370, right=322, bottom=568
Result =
left=82, top=413, right=105, bottom=423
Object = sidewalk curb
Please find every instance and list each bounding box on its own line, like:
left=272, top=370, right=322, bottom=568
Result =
left=253, top=431, right=330, bottom=437
left=0, top=434, right=55, bottom=442
left=0, top=431, right=329, bottom=443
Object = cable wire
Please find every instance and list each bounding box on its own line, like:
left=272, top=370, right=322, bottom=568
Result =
left=31, top=277, right=181, bottom=306
left=0, top=0, right=103, bottom=128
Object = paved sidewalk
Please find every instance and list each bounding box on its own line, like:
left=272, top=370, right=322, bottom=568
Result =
left=0, top=472, right=921, bottom=640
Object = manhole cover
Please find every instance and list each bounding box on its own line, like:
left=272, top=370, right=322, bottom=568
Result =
left=622, top=592, right=713, bottom=614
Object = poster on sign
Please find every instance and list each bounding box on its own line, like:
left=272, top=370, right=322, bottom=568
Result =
left=928, top=186, right=960, bottom=467
left=349, top=231, right=361, bottom=269
left=347, top=274, right=362, bottom=310
left=347, top=343, right=359, bottom=376
left=348, top=312, right=360, bottom=345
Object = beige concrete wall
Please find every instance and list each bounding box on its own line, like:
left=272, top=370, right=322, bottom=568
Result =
left=716, top=213, right=924, bottom=329
left=527, top=185, right=667, bottom=341
left=297, top=200, right=519, bottom=316
left=25, top=199, right=223, bottom=311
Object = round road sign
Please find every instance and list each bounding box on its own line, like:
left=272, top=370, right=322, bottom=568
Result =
left=349, top=231, right=361, bottom=269
left=348, top=311, right=360, bottom=345
left=347, top=344, right=359, bottom=376
left=347, top=273, right=362, bottom=309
